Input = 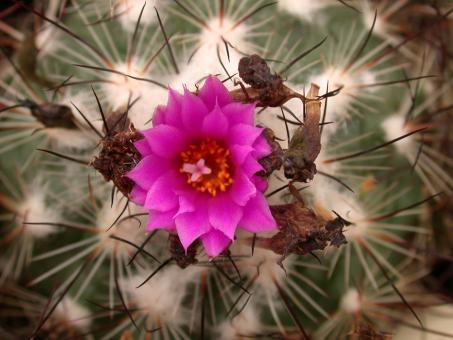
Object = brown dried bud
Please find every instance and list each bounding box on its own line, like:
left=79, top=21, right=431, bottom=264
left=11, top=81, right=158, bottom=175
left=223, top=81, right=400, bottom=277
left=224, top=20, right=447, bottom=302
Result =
left=91, top=113, right=143, bottom=196
left=169, top=233, right=198, bottom=269
left=238, top=54, right=282, bottom=90
left=283, top=84, right=321, bottom=183
left=229, top=54, right=306, bottom=107
left=258, top=127, right=283, bottom=176
left=266, top=202, right=347, bottom=262
left=22, top=100, right=78, bottom=129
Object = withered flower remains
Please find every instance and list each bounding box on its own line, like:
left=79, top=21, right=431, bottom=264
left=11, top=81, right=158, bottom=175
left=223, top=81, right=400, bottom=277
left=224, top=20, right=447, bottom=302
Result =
left=127, top=76, right=277, bottom=257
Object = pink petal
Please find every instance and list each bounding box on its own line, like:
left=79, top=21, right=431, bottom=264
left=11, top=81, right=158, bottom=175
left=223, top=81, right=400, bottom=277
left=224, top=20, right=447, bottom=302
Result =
left=222, top=102, right=255, bottom=126
left=230, top=144, right=254, bottom=165
left=175, top=206, right=211, bottom=250
left=252, top=135, right=272, bottom=158
left=252, top=175, right=268, bottom=193
left=152, top=106, right=166, bottom=126
left=175, top=190, right=199, bottom=216
left=208, top=195, right=242, bottom=240
left=134, top=139, right=152, bottom=157
left=201, top=229, right=231, bottom=257
left=199, top=75, right=232, bottom=111
left=181, top=89, right=209, bottom=135
left=228, top=124, right=263, bottom=146
left=147, top=209, right=177, bottom=231
left=239, top=194, right=277, bottom=233
left=145, top=171, right=182, bottom=211
left=164, top=89, right=184, bottom=128
left=127, top=155, right=170, bottom=190
left=229, top=170, right=256, bottom=206
left=143, top=124, right=188, bottom=159
left=130, top=185, right=147, bottom=205
left=202, top=104, right=229, bottom=139
left=242, top=155, right=264, bottom=176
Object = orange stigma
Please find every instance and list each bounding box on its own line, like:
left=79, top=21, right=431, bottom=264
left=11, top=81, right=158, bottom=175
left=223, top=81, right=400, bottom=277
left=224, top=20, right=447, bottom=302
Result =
left=180, top=138, right=233, bottom=196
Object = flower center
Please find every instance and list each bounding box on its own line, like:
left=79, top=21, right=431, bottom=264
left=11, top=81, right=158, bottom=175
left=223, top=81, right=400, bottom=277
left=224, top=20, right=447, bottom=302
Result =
left=180, top=138, right=233, bottom=196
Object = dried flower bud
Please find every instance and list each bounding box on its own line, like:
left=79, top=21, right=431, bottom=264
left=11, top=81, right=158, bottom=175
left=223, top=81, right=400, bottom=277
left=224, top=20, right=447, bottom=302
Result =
left=22, top=100, right=78, bottom=129
left=283, top=84, right=321, bottom=182
left=91, top=113, right=143, bottom=196
left=257, top=127, right=284, bottom=176
left=264, top=202, right=347, bottom=263
left=229, top=54, right=306, bottom=107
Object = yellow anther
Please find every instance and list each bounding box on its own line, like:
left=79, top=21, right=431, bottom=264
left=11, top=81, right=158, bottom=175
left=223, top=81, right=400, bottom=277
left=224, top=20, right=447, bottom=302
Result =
left=180, top=138, right=234, bottom=196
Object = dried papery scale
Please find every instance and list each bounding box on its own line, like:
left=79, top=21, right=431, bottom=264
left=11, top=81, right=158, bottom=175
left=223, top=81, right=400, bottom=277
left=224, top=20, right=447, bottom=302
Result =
left=264, top=201, right=348, bottom=264
left=257, top=126, right=284, bottom=177
left=91, top=111, right=143, bottom=197
left=230, top=54, right=308, bottom=107
left=282, top=83, right=321, bottom=182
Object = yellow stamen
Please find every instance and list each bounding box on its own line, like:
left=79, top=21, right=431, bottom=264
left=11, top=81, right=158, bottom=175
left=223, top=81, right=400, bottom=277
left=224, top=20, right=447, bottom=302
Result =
left=180, top=138, right=233, bottom=196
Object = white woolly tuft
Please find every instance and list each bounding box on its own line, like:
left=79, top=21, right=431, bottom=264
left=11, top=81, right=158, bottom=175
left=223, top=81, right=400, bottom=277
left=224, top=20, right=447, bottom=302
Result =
left=199, top=17, right=251, bottom=55
left=171, top=17, right=250, bottom=90
left=381, top=113, right=415, bottom=155
left=48, top=91, right=101, bottom=150
left=340, top=288, right=361, bottom=313
left=381, top=103, right=453, bottom=195
left=115, top=0, right=163, bottom=31
left=45, top=127, right=96, bottom=150
left=361, top=0, right=411, bottom=49
left=310, top=68, right=377, bottom=128
left=36, top=25, right=62, bottom=56
left=34, top=0, right=62, bottom=55
left=96, top=197, right=146, bottom=251
left=54, top=296, right=92, bottom=331
left=218, top=302, right=261, bottom=340
left=278, top=0, right=333, bottom=22
left=231, top=236, right=288, bottom=296
left=125, top=266, right=198, bottom=325
left=101, top=61, right=168, bottom=128
left=308, top=177, right=367, bottom=240
left=20, top=187, right=59, bottom=239
left=362, top=2, right=390, bottom=40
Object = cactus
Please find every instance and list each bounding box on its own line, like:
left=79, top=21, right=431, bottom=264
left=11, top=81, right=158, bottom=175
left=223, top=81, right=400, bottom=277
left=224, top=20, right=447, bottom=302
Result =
left=0, top=0, right=452, bottom=339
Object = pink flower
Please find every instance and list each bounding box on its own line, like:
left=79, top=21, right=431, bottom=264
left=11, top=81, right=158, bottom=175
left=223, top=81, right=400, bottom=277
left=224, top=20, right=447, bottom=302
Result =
left=127, top=76, right=277, bottom=257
